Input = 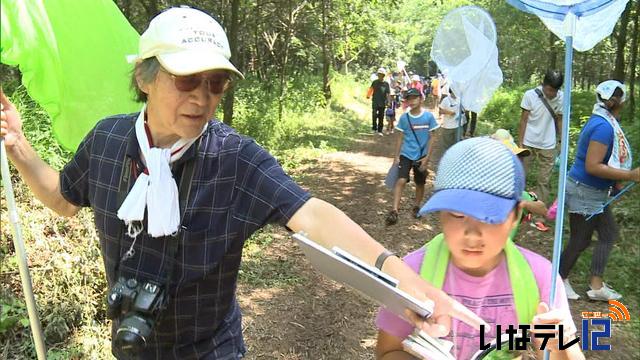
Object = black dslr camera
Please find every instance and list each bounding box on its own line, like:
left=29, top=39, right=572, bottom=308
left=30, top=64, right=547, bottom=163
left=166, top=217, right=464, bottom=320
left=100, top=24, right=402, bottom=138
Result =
left=106, top=277, right=165, bottom=356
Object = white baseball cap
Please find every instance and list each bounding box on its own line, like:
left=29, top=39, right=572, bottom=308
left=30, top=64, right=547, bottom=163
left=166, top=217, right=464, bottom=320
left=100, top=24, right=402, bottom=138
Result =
left=596, top=80, right=626, bottom=103
left=377, top=67, right=387, bottom=75
left=127, top=6, right=244, bottom=78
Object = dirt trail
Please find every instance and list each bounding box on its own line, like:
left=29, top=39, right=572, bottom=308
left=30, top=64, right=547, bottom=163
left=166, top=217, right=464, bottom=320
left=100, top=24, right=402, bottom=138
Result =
left=237, top=106, right=636, bottom=359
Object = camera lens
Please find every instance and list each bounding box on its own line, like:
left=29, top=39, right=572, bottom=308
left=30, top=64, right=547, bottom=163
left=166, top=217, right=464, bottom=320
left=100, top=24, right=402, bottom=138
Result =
left=115, top=314, right=152, bottom=355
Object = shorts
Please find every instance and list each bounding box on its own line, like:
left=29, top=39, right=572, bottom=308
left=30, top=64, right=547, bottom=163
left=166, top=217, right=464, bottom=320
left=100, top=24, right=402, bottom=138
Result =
left=565, top=177, right=610, bottom=216
left=398, top=155, right=427, bottom=185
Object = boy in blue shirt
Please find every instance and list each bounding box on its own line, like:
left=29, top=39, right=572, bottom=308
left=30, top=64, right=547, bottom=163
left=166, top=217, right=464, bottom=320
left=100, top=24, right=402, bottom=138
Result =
left=386, top=88, right=439, bottom=225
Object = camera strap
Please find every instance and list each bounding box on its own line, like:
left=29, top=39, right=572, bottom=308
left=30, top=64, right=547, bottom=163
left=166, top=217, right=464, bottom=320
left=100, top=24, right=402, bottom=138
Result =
left=114, top=139, right=200, bottom=286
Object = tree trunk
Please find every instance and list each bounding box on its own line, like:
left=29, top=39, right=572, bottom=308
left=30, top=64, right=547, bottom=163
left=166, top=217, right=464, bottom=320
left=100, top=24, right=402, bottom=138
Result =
left=580, top=54, right=587, bottom=89
left=627, top=0, right=639, bottom=121
left=613, top=2, right=632, bottom=81
left=321, top=0, right=332, bottom=101
left=223, top=0, right=241, bottom=126
left=277, top=1, right=307, bottom=122
left=343, top=23, right=349, bottom=75
left=548, top=32, right=557, bottom=70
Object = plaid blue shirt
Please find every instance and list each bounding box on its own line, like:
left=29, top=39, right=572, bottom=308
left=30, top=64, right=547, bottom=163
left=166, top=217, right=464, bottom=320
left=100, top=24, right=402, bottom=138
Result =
left=60, top=113, right=311, bottom=359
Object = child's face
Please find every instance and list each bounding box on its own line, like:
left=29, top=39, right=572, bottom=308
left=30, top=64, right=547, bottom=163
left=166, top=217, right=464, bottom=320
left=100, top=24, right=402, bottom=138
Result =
left=406, top=96, right=421, bottom=109
left=440, top=209, right=518, bottom=277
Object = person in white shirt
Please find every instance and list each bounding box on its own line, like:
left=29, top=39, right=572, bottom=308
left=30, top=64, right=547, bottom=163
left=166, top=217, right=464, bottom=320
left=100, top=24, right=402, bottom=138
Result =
left=438, top=89, right=466, bottom=153
left=518, top=70, right=563, bottom=207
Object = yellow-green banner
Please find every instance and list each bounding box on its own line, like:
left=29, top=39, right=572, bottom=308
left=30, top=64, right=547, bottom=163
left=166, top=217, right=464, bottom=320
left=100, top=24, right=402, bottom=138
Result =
left=1, top=0, right=141, bottom=151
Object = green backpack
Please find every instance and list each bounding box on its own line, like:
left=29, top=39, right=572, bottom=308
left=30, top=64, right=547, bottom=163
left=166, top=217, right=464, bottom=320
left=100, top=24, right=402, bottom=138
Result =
left=419, top=234, right=539, bottom=324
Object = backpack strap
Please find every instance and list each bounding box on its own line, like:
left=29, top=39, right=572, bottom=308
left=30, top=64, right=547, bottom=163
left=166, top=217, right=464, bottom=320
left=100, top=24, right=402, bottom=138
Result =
left=405, top=113, right=426, bottom=158
left=419, top=234, right=539, bottom=324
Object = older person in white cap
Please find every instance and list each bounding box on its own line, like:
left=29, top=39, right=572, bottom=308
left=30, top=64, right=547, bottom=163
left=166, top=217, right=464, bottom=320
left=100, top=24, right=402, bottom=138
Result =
left=559, top=80, right=639, bottom=302
left=0, top=6, right=485, bottom=359
left=366, top=67, right=390, bottom=135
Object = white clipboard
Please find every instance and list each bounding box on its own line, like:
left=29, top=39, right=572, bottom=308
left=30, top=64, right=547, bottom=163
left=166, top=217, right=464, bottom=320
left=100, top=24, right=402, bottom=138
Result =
left=292, top=232, right=434, bottom=321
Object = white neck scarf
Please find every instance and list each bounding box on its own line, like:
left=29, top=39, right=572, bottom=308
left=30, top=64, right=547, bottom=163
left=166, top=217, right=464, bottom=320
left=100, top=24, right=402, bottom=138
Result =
left=592, top=104, right=632, bottom=170
left=117, top=104, right=207, bottom=238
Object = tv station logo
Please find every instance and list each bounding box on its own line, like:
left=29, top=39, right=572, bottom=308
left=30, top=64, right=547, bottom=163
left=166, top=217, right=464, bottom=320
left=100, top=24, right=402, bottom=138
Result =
left=478, top=300, right=631, bottom=352
left=581, top=300, right=630, bottom=351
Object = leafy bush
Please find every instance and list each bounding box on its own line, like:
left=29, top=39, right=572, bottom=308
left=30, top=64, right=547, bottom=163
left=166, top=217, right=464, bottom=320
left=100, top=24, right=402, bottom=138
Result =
left=231, top=74, right=327, bottom=150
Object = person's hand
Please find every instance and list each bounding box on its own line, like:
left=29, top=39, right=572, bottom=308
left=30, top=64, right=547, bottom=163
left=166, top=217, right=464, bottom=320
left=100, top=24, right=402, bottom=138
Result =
left=0, top=90, right=24, bottom=148
left=530, top=302, right=576, bottom=353
left=419, top=157, right=429, bottom=173
left=525, top=200, right=549, bottom=218
left=630, top=167, right=640, bottom=183
left=394, top=156, right=400, bottom=165
left=399, top=276, right=488, bottom=338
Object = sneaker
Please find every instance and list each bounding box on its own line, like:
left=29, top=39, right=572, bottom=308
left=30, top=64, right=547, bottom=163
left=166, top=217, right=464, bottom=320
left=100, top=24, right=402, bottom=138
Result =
left=563, top=279, right=581, bottom=300
left=385, top=210, right=398, bottom=226
left=378, top=132, right=384, bottom=136
left=587, top=283, right=622, bottom=301
left=412, top=206, right=421, bottom=219
left=530, top=221, right=549, bottom=232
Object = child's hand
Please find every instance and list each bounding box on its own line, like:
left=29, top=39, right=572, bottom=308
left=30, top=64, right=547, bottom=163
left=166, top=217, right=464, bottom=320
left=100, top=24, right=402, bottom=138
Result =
left=530, top=302, right=577, bottom=353
left=419, top=157, right=429, bottom=173
left=400, top=279, right=487, bottom=339
left=525, top=200, right=549, bottom=217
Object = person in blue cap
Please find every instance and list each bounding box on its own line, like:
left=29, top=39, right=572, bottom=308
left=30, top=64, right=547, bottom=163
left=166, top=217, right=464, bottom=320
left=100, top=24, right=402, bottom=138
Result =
left=386, top=88, right=438, bottom=225
left=376, top=137, right=584, bottom=360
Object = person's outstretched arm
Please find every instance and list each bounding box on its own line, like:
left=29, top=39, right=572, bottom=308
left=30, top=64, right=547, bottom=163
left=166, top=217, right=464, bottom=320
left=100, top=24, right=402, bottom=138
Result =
left=1, top=91, right=80, bottom=217
left=287, top=198, right=487, bottom=338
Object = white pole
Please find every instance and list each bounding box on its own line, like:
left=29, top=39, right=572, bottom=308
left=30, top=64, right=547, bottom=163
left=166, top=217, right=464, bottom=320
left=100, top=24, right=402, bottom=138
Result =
left=545, top=12, right=576, bottom=360
left=1, top=139, right=47, bottom=359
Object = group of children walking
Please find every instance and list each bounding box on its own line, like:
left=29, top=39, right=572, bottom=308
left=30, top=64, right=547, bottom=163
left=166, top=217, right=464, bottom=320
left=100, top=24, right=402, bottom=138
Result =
left=366, top=67, right=636, bottom=359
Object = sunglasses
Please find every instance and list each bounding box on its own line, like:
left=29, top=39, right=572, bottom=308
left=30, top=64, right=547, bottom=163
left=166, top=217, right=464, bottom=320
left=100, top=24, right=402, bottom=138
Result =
left=161, top=69, right=232, bottom=95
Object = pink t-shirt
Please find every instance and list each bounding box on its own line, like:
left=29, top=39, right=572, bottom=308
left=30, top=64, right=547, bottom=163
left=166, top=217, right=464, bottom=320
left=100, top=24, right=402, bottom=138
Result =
left=375, top=246, right=574, bottom=360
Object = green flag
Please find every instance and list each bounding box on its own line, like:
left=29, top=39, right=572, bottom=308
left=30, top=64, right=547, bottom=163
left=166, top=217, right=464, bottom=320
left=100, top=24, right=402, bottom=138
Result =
left=1, top=0, right=141, bottom=151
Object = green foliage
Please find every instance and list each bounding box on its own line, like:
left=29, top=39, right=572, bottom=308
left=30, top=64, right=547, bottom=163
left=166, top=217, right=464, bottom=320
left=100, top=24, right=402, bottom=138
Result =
left=231, top=73, right=366, bottom=154
left=0, top=293, right=29, bottom=335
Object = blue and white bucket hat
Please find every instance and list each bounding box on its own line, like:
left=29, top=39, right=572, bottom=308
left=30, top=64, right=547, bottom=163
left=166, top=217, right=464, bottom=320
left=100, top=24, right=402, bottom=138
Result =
left=419, top=137, right=525, bottom=224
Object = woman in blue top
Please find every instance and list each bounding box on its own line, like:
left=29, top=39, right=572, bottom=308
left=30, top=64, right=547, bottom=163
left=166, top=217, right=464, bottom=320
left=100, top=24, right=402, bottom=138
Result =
left=560, top=80, right=639, bottom=302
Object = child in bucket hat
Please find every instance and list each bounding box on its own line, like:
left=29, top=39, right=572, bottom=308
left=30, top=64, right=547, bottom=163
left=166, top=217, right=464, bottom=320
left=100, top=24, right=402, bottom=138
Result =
left=491, top=129, right=551, bottom=235
left=375, top=138, right=584, bottom=360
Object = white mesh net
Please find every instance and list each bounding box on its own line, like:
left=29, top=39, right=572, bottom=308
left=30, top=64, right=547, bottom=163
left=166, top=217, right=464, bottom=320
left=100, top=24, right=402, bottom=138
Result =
left=430, top=6, right=503, bottom=114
